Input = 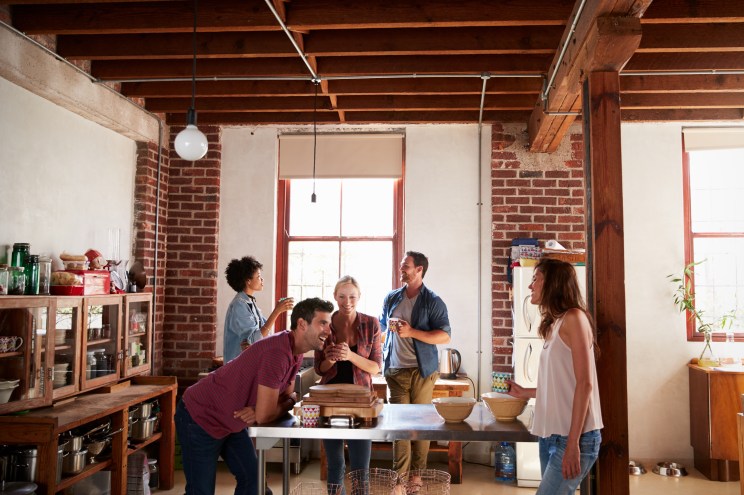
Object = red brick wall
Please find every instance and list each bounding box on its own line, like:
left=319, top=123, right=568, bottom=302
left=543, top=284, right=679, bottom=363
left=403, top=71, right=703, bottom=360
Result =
left=133, top=140, right=169, bottom=375
left=161, top=125, right=222, bottom=390
left=491, top=124, right=587, bottom=373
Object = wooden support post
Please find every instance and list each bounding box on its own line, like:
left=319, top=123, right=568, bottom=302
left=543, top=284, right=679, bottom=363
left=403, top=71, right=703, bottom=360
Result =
left=583, top=70, right=629, bottom=495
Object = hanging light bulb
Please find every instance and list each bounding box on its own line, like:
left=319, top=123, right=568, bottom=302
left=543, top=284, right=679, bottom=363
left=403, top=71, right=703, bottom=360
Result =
left=311, top=79, right=319, bottom=203
left=175, top=0, right=208, bottom=161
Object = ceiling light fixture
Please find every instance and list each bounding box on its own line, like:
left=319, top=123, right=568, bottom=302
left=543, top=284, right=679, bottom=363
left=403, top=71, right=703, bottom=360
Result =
left=311, top=79, right=320, bottom=203
left=174, top=0, right=208, bottom=161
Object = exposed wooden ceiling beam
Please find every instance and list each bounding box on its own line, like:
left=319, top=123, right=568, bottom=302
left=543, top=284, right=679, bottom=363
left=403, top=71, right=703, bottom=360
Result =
left=626, top=52, right=744, bottom=71
left=620, top=73, right=744, bottom=93
left=528, top=14, right=642, bottom=152
left=284, top=0, right=574, bottom=29
left=638, top=23, right=744, bottom=53
left=622, top=108, right=744, bottom=121
left=641, top=0, right=744, bottom=23
left=316, top=54, right=551, bottom=75
left=621, top=92, right=744, bottom=109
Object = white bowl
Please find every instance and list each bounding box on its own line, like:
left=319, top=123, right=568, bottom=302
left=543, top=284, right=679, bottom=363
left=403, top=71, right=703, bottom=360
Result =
left=0, top=379, right=20, bottom=389
left=0, top=384, right=18, bottom=403
left=432, top=397, right=476, bottom=423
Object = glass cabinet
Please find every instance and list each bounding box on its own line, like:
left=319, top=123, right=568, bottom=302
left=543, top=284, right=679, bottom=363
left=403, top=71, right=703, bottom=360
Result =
left=80, top=295, right=122, bottom=391
left=52, top=296, right=83, bottom=399
left=0, top=296, right=53, bottom=414
left=123, top=293, right=153, bottom=377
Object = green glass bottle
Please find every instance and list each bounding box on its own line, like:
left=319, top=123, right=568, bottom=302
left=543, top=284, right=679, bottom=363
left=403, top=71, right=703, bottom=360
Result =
left=24, top=254, right=40, bottom=295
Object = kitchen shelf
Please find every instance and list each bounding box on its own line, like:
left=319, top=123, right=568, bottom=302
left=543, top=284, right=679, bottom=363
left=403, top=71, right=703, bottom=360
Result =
left=0, top=351, right=22, bottom=358
left=0, top=376, right=176, bottom=495
left=128, top=331, right=147, bottom=338
left=56, top=458, right=113, bottom=492
left=85, top=338, right=113, bottom=346
left=127, top=431, right=163, bottom=455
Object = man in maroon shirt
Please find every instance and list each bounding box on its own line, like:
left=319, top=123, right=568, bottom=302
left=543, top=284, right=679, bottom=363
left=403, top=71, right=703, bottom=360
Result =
left=175, top=297, right=333, bottom=495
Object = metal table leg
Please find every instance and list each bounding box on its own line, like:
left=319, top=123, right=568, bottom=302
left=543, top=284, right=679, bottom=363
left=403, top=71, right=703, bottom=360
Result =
left=283, top=438, right=290, bottom=495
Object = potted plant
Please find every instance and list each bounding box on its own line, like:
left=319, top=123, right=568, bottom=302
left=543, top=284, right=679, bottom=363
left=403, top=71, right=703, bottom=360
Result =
left=669, top=260, right=736, bottom=367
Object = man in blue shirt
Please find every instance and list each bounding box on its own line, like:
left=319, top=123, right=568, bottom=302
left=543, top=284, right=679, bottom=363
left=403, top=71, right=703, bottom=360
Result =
left=380, top=251, right=451, bottom=478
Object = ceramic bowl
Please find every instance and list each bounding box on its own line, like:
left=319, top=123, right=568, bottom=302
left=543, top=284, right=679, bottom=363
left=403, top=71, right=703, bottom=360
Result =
left=0, top=378, right=20, bottom=389
left=432, top=397, right=476, bottom=423
left=0, top=383, right=19, bottom=404
left=481, top=392, right=527, bottom=422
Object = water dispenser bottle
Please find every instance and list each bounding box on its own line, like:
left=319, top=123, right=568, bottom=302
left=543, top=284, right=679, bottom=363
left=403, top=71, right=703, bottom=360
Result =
left=494, top=442, right=516, bottom=484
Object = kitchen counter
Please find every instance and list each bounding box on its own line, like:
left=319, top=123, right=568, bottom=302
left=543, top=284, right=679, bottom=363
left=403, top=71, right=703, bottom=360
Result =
left=249, top=403, right=535, bottom=494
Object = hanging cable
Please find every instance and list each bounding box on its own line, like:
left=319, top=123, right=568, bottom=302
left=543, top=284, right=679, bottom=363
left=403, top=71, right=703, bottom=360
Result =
left=311, top=79, right=319, bottom=203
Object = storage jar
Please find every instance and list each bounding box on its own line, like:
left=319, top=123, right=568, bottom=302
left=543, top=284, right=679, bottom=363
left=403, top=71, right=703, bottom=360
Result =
left=8, top=266, right=25, bottom=295
left=0, top=264, right=8, bottom=295
left=24, top=254, right=39, bottom=295
left=10, top=243, right=29, bottom=268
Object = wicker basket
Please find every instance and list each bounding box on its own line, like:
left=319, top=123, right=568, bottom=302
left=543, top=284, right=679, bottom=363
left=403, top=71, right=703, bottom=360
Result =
left=347, top=468, right=398, bottom=495
left=398, top=469, right=450, bottom=495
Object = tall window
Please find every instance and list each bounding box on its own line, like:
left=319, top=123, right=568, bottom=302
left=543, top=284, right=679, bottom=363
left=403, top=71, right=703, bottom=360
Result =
left=277, top=178, right=403, bottom=319
left=684, top=134, right=744, bottom=339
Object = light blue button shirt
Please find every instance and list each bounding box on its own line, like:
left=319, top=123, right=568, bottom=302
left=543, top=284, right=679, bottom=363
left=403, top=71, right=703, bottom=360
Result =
left=223, top=292, right=267, bottom=362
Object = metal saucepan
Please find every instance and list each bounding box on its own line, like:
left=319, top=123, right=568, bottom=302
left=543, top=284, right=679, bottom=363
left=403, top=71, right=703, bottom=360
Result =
left=129, top=417, right=157, bottom=442
left=61, top=436, right=84, bottom=453
left=129, top=401, right=155, bottom=420
left=61, top=449, right=87, bottom=475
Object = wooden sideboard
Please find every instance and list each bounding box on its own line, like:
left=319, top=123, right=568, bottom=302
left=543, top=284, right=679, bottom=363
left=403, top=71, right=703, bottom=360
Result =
left=689, top=363, right=744, bottom=481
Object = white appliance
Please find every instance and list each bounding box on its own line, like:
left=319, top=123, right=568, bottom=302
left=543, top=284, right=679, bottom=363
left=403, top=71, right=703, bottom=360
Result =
left=511, top=264, right=587, bottom=487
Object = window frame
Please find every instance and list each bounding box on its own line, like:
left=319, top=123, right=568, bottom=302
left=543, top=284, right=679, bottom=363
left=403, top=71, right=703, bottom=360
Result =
left=682, top=142, right=744, bottom=342
left=274, top=178, right=405, bottom=329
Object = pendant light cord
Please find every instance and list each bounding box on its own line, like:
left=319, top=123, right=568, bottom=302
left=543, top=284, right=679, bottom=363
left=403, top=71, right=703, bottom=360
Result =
left=311, top=79, right=319, bottom=203
left=189, top=0, right=198, bottom=121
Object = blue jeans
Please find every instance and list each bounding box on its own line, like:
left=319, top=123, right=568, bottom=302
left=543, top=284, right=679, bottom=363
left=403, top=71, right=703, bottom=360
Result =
left=536, top=430, right=601, bottom=495
left=175, top=400, right=259, bottom=495
left=323, top=439, right=372, bottom=495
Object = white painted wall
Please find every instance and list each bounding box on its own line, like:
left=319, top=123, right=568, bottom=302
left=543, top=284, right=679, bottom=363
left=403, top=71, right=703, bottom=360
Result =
left=217, top=125, right=493, bottom=388
left=0, top=77, right=136, bottom=264
left=621, top=122, right=742, bottom=464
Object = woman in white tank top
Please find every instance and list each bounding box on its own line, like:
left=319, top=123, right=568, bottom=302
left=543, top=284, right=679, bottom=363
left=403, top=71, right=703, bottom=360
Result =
left=508, top=258, right=603, bottom=495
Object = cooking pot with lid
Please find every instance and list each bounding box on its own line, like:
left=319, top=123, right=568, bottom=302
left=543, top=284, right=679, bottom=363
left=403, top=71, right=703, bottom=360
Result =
left=129, top=417, right=157, bottom=442
left=61, top=449, right=87, bottom=475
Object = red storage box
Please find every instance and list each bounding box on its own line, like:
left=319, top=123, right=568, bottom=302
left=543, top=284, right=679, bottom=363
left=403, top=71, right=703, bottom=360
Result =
left=61, top=270, right=110, bottom=295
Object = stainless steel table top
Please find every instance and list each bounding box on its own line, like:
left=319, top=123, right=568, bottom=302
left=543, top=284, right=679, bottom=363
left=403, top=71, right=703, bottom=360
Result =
left=248, top=403, right=537, bottom=444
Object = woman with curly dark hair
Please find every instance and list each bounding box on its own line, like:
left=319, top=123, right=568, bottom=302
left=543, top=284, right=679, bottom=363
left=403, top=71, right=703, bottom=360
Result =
left=223, top=256, right=293, bottom=362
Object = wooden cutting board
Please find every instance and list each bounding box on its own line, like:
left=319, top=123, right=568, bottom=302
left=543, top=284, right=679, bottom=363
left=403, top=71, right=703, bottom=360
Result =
left=309, top=384, right=370, bottom=397
left=302, top=393, right=377, bottom=407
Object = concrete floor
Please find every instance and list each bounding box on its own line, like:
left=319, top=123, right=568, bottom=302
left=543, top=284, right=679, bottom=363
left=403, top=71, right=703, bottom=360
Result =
left=156, top=458, right=740, bottom=495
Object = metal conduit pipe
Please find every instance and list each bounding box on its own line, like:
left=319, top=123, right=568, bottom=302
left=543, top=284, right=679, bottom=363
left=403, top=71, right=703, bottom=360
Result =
left=476, top=72, right=490, bottom=398
left=263, top=0, right=319, bottom=81
left=541, top=0, right=588, bottom=103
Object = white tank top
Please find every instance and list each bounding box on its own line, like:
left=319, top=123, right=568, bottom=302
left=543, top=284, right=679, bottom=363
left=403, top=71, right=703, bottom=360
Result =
left=531, top=316, right=603, bottom=438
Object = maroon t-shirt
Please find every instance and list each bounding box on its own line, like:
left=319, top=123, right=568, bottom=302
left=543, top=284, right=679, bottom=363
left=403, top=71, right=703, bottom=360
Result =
left=183, top=330, right=302, bottom=438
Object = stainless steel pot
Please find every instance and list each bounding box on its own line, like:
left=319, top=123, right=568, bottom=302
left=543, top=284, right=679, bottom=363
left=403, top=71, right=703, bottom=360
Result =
left=56, top=446, right=66, bottom=483
left=61, top=436, right=84, bottom=452
left=62, top=449, right=87, bottom=475
left=8, top=448, right=37, bottom=483
left=130, top=401, right=154, bottom=419
left=129, top=417, right=156, bottom=441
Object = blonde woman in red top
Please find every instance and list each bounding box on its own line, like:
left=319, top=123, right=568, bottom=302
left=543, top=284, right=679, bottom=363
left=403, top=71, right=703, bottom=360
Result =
left=315, top=276, right=382, bottom=494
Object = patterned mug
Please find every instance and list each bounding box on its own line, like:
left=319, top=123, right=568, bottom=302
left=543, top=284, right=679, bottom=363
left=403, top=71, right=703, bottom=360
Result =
left=0, top=336, right=23, bottom=353
left=492, top=371, right=512, bottom=393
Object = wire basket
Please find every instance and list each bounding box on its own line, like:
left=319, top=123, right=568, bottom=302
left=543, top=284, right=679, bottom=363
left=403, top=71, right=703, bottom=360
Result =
left=290, top=481, right=345, bottom=495
left=346, top=468, right=398, bottom=495
left=398, top=469, right=450, bottom=495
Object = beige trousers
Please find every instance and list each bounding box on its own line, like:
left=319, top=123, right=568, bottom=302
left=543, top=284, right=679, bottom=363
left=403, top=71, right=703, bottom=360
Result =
left=384, top=367, right=439, bottom=475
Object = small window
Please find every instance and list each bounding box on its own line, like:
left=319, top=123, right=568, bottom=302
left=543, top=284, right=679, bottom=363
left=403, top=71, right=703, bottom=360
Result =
left=684, top=145, right=744, bottom=339
left=277, top=178, right=403, bottom=321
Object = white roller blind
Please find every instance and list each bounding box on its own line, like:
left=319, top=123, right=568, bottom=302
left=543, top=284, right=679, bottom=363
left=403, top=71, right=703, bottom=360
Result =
left=683, top=127, right=744, bottom=151
left=279, top=133, right=404, bottom=178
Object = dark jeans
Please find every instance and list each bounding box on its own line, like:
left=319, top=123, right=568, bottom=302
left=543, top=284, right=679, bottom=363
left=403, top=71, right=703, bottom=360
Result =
left=175, top=400, right=259, bottom=495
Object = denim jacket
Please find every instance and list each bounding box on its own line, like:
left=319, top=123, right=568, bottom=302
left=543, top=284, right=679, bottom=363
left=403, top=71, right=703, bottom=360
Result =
left=223, top=292, right=267, bottom=363
left=380, top=284, right=451, bottom=378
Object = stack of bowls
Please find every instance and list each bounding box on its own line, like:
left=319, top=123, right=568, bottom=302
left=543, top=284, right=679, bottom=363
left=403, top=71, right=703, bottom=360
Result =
left=54, top=330, right=68, bottom=346
left=0, top=378, right=20, bottom=404
left=53, top=363, right=70, bottom=388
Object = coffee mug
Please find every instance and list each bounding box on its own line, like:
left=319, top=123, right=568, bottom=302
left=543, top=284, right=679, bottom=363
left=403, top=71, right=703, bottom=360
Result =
left=301, top=404, right=320, bottom=427
left=492, top=371, right=512, bottom=393
left=388, top=318, right=401, bottom=332
left=0, top=336, right=23, bottom=353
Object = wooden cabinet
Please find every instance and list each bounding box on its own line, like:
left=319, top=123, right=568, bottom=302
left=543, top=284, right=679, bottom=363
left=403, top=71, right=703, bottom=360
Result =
left=1, top=293, right=154, bottom=405
left=0, top=296, right=54, bottom=414
left=122, top=293, right=153, bottom=377
left=0, top=376, right=176, bottom=495
left=689, top=363, right=744, bottom=481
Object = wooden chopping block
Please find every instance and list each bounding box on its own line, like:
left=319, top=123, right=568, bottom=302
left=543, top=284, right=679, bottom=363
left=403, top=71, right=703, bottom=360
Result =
left=309, top=384, right=370, bottom=397
left=318, top=398, right=384, bottom=420
left=302, top=395, right=377, bottom=408
left=303, top=393, right=377, bottom=404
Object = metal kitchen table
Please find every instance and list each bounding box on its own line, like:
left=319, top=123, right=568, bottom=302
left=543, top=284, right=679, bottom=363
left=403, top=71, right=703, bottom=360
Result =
left=248, top=403, right=536, bottom=495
